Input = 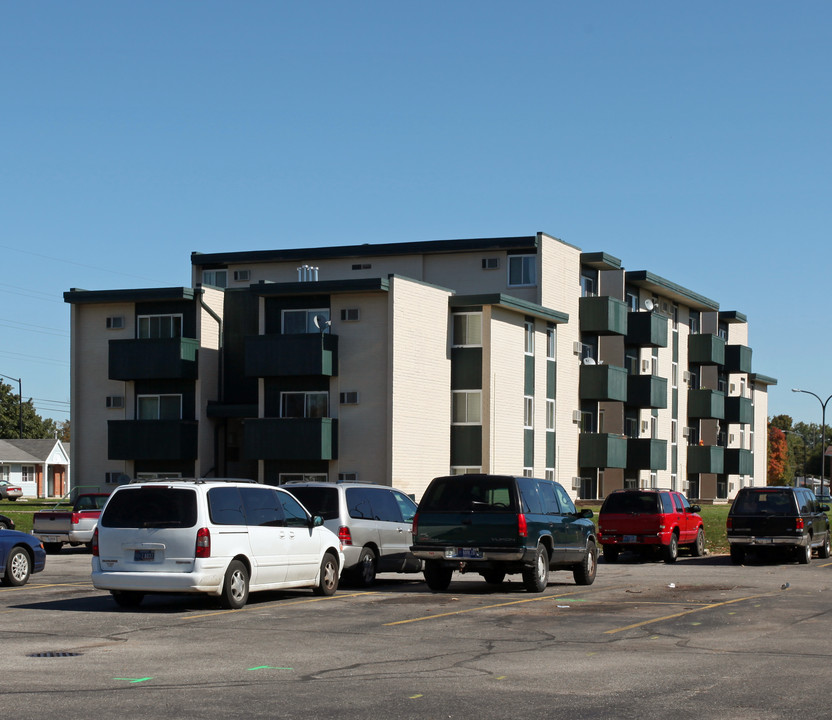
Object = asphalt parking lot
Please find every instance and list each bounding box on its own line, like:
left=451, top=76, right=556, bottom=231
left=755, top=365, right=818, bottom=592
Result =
left=2, top=549, right=832, bottom=719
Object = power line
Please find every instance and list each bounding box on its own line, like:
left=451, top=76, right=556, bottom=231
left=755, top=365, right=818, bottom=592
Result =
left=0, top=318, right=69, bottom=338
left=0, top=350, right=69, bottom=367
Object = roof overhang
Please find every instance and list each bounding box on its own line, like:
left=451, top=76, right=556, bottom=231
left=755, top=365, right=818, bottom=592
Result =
left=625, top=271, right=718, bottom=312
left=64, top=287, right=197, bottom=305
left=450, top=293, right=569, bottom=324
left=581, top=252, right=623, bottom=271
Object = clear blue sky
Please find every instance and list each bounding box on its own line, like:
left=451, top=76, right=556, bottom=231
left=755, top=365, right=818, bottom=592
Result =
left=2, top=2, right=830, bottom=425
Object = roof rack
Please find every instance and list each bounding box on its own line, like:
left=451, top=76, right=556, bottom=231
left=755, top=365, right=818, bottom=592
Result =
left=128, top=477, right=258, bottom=485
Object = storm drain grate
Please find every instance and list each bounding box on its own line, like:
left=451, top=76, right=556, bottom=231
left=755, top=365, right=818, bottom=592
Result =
left=28, top=652, right=82, bottom=658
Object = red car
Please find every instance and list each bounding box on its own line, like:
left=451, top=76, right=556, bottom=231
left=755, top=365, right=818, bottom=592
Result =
left=597, top=489, right=706, bottom=563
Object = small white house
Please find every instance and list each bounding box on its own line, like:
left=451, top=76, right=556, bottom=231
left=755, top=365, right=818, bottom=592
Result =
left=0, top=439, right=71, bottom=499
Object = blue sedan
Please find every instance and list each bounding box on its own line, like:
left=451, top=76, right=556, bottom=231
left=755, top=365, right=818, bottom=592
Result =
left=1, top=523, right=46, bottom=587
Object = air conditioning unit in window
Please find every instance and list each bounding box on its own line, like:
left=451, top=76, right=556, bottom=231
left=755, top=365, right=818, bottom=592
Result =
left=233, top=270, right=251, bottom=282
left=572, top=477, right=581, bottom=490
left=683, top=371, right=692, bottom=383
left=572, top=410, right=582, bottom=423
left=682, top=427, right=691, bottom=437
left=481, top=257, right=500, bottom=270
left=641, top=359, right=651, bottom=373
left=729, top=383, right=736, bottom=394
left=573, top=341, right=583, bottom=355
left=641, top=420, right=650, bottom=433
left=729, top=434, right=735, bottom=444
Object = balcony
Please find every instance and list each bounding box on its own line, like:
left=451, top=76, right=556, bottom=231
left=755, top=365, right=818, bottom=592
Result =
left=725, top=396, right=753, bottom=425
left=688, top=389, right=725, bottom=419
left=580, top=364, right=628, bottom=402
left=724, top=448, right=754, bottom=475
left=243, top=417, right=338, bottom=460
left=688, top=333, right=725, bottom=366
left=625, top=311, right=668, bottom=348
left=725, top=345, right=753, bottom=374
left=579, top=433, right=628, bottom=469
left=626, top=374, right=668, bottom=409
left=109, top=338, right=199, bottom=380
left=108, top=420, right=198, bottom=460
left=245, top=334, right=338, bottom=377
left=627, top=438, right=668, bottom=471
left=687, top=445, right=725, bottom=474
left=579, top=296, right=628, bottom=335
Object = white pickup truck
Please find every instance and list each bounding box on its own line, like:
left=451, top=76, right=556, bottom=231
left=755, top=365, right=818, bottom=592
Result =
left=33, top=493, right=110, bottom=554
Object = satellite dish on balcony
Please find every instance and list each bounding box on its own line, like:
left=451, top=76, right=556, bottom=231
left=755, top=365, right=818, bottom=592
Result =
left=313, top=314, right=331, bottom=331
left=582, top=357, right=596, bottom=365
left=643, top=298, right=655, bottom=312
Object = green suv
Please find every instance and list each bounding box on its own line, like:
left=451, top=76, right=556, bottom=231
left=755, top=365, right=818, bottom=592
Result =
left=410, top=474, right=598, bottom=592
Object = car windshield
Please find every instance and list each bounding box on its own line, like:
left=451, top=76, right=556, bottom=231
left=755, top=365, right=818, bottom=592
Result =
left=100, top=487, right=197, bottom=528
left=731, top=491, right=795, bottom=516
left=285, top=486, right=340, bottom=521
left=419, top=476, right=516, bottom=512
left=601, top=492, right=660, bottom=514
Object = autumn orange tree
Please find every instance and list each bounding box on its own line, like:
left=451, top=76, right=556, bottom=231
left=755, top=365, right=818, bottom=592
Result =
left=768, top=424, right=788, bottom=485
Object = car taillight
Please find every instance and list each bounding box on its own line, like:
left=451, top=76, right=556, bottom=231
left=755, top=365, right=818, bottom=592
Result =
left=338, top=526, right=353, bottom=545
left=518, top=513, right=528, bottom=538
left=796, top=517, right=805, bottom=530
left=726, top=518, right=733, bottom=530
left=412, top=513, right=419, bottom=537
left=91, top=527, right=99, bottom=557
left=71, top=512, right=80, bottom=525
left=195, top=527, right=211, bottom=558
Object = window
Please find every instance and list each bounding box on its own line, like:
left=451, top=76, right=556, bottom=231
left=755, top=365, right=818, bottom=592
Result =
left=338, top=472, right=358, bottom=482
left=522, top=468, right=534, bottom=478
left=233, top=270, right=250, bottom=282
left=544, top=469, right=555, bottom=482
left=524, top=396, right=534, bottom=429
left=352, top=263, right=372, bottom=270
left=106, top=316, right=124, bottom=329
left=282, top=308, right=329, bottom=334
left=508, top=255, right=536, bottom=287
left=481, top=257, right=500, bottom=270
left=340, top=308, right=360, bottom=322
left=546, top=326, right=556, bottom=360
left=339, top=391, right=359, bottom=404
left=105, top=395, right=124, bottom=409
left=450, top=466, right=482, bottom=475
left=281, top=391, right=329, bottom=418
left=689, top=312, right=700, bottom=334
left=452, top=390, right=481, bottom=424
left=546, top=399, right=555, bottom=431
left=453, top=313, right=482, bottom=347
left=137, top=394, right=182, bottom=420
left=524, top=320, right=534, bottom=355
left=580, top=270, right=597, bottom=297
left=279, top=473, right=328, bottom=484
left=137, top=314, right=182, bottom=339
left=202, top=270, right=227, bottom=288
left=22, top=466, right=35, bottom=483
left=278, top=490, right=312, bottom=527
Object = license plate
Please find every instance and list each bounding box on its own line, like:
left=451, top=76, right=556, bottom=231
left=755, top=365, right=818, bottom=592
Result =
left=446, top=547, right=482, bottom=559
left=756, top=538, right=772, bottom=544
left=42, top=536, right=59, bottom=543
left=134, top=550, right=155, bottom=561
left=623, top=535, right=637, bottom=543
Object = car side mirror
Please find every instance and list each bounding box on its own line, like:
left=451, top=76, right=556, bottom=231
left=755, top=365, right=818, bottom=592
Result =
left=820, top=504, right=830, bottom=513
left=579, top=508, right=594, bottom=519
left=689, top=505, right=701, bottom=513
left=312, top=515, right=324, bottom=528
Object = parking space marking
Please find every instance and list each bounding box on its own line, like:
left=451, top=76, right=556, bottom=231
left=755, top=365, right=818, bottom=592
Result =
left=0, top=581, right=92, bottom=593
left=180, top=591, right=373, bottom=620
left=603, top=591, right=776, bottom=635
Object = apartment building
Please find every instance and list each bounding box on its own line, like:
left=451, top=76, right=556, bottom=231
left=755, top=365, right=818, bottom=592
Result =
left=64, top=232, right=775, bottom=501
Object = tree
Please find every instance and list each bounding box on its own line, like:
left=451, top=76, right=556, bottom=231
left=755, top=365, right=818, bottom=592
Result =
left=768, top=425, right=788, bottom=485
left=0, top=381, right=62, bottom=439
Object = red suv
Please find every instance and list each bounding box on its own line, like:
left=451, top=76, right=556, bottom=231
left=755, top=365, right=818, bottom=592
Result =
left=597, top=489, right=705, bottom=563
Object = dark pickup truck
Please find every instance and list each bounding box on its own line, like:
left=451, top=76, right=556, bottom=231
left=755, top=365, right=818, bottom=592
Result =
left=726, top=486, right=831, bottom=564
left=411, top=474, right=597, bottom=592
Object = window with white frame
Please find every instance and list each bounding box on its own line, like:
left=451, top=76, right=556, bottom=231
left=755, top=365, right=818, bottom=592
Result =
left=137, top=314, right=182, bottom=339
left=545, top=469, right=555, bottom=481
left=453, top=313, right=482, bottom=347
left=202, top=269, right=228, bottom=288
left=137, top=394, right=182, bottom=420
left=524, top=396, right=534, bottom=429
left=280, top=473, right=329, bottom=484
left=282, top=308, right=330, bottom=334
left=0, top=466, right=8, bottom=482
left=281, top=391, right=329, bottom=418
left=523, top=468, right=533, bottom=478
left=546, top=399, right=555, bottom=431
left=524, top=320, right=534, bottom=355
left=451, top=466, right=482, bottom=475
left=22, top=466, right=35, bottom=483
left=452, top=390, right=481, bottom=424
left=508, top=255, right=536, bottom=287
left=546, top=326, right=556, bottom=360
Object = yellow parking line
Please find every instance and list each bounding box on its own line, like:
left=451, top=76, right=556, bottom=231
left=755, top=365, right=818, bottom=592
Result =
left=0, top=581, right=93, bottom=593
left=603, top=592, right=775, bottom=635
left=181, top=591, right=374, bottom=620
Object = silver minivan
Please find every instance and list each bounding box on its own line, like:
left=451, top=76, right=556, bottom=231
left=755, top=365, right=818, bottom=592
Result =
left=92, top=479, right=343, bottom=609
left=284, top=482, right=421, bottom=586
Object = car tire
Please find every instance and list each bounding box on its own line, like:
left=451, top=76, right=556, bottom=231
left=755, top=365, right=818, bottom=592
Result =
left=2, top=547, right=31, bottom=587
left=482, top=570, right=506, bottom=585
left=690, top=528, right=706, bottom=557
left=522, top=544, right=549, bottom=593
left=423, top=560, right=453, bottom=591
left=730, top=546, right=745, bottom=564
left=573, top=540, right=597, bottom=586
left=819, top=534, right=831, bottom=560
left=314, top=552, right=340, bottom=596
left=797, top=543, right=812, bottom=565
left=602, top=546, right=619, bottom=563
left=111, top=590, right=144, bottom=608
left=663, top=532, right=679, bottom=564
left=0, top=520, right=9, bottom=530
left=220, top=560, right=250, bottom=609
left=351, top=546, right=377, bottom=588
left=43, top=543, right=63, bottom=555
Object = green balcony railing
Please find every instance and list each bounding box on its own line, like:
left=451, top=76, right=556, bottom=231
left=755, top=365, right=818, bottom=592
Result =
left=243, top=417, right=337, bottom=460
left=626, top=438, right=668, bottom=471
left=580, top=364, right=628, bottom=402
left=725, top=345, right=753, bottom=374
left=688, top=333, right=725, bottom=366
left=725, top=396, right=753, bottom=425
left=109, top=338, right=199, bottom=380
left=688, top=388, right=725, bottom=419
left=108, top=420, right=198, bottom=460
left=724, top=448, right=754, bottom=475
left=579, top=433, right=628, bottom=469
left=687, top=444, right=725, bottom=474
left=579, top=296, right=628, bottom=335
left=626, top=374, right=668, bottom=409
left=625, top=311, right=668, bottom=348
left=245, top=333, right=338, bottom=377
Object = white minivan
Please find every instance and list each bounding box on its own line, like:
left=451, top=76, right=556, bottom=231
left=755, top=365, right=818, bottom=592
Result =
left=91, top=479, right=343, bottom=609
